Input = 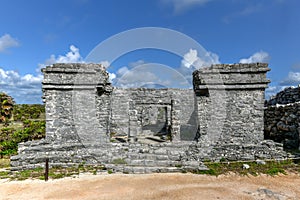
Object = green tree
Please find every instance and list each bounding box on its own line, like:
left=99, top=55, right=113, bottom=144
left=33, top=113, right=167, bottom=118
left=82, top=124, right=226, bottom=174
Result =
left=0, top=92, right=15, bottom=125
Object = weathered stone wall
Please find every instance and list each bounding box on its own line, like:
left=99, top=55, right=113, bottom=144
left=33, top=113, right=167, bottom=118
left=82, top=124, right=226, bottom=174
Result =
left=265, top=103, right=300, bottom=149
left=264, top=86, right=300, bottom=150
left=193, top=63, right=269, bottom=145
left=264, top=86, right=300, bottom=151
left=42, top=63, right=112, bottom=143
left=110, top=88, right=196, bottom=141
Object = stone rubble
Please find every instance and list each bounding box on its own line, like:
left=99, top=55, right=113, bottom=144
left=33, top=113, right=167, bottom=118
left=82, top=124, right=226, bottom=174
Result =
left=264, top=86, right=300, bottom=150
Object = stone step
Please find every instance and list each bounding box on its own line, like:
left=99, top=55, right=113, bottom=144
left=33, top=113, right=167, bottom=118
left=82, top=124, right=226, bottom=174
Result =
left=124, top=159, right=181, bottom=167
left=105, top=164, right=183, bottom=174
left=126, top=152, right=182, bottom=162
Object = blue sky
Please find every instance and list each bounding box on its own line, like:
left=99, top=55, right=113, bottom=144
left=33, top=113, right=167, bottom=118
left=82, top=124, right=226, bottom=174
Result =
left=0, top=0, right=300, bottom=103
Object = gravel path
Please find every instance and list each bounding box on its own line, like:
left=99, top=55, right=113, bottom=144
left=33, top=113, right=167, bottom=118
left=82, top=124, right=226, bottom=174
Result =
left=0, top=173, right=299, bottom=200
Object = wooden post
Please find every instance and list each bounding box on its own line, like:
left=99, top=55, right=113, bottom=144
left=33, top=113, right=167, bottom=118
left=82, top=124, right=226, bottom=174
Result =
left=45, top=158, right=49, bottom=181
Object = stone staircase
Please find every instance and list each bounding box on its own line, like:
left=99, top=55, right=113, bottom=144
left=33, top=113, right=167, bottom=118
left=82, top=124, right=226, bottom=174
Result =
left=104, top=142, right=208, bottom=174
left=11, top=139, right=209, bottom=174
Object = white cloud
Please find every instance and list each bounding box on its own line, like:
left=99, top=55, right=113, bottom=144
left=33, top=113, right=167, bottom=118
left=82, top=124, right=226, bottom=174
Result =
left=280, top=72, right=300, bottom=86
left=108, top=72, right=116, bottom=82
left=162, top=0, right=212, bottom=14
left=239, top=51, right=270, bottom=63
left=0, top=34, right=19, bottom=52
left=116, top=70, right=159, bottom=88
left=38, top=45, right=83, bottom=70
left=181, top=49, right=220, bottom=69
left=98, top=60, right=115, bottom=82
left=113, top=64, right=156, bottom=87
left=181, top=49, right=198, bottom=68
left=116, top=66, right=129, bottom=77
left=265, top=86, right=279, bottom=99
left=1, top=45, right=85, bottom=103
left=111, top=60, right=191, bottom=88
left=0, top=68, right=43, bottom=104
left=99, top=60, right=110, bottom=68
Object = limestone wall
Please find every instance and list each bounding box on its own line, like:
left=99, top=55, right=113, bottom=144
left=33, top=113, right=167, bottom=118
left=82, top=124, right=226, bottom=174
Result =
left=264, top=86, right=300, bottom=151
left=193, top=63, right=269, bottom=145
left=110, top=88, right=197, bottom=141
left=42, top=63, right=112, bottom=143
left=264, top=86, right=300, bottom=150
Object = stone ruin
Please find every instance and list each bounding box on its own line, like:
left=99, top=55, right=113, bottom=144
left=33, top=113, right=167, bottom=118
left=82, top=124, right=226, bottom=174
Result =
left=11, top=63, right=288, bottom=173
left=265, top=86, right=300, bottom=150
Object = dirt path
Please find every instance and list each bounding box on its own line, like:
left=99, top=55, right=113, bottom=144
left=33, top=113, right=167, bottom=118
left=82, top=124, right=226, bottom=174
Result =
left=0, top=173, right=300, bottom=200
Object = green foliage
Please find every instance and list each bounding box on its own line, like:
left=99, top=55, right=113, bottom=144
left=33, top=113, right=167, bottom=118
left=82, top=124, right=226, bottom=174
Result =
left=0, top=120, right=45, bottom=156
left=199, top=159, right=295, bottom=176
left=0, top=103, right=46, bottom=156
left=0, top=171, right=10, bottom=179
left=12, top=104, right=45, bottom=121
left=0, top=92, right=15, bottom=125
left=266, top=167, right=286, bottom=176
left=195, top=169, right=217, bottom=176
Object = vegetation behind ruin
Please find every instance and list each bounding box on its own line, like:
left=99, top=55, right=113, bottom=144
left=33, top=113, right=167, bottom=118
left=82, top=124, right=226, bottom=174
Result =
left=0, top=92, right=45, bottom=157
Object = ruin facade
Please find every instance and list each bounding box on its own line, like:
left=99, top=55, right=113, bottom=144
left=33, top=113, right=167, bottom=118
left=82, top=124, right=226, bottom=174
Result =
left=11, top=63, right=287, bottom=173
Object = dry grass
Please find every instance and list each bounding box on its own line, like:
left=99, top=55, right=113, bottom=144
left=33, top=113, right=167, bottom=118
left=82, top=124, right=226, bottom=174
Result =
left=0, top=158, right=10, bottom=168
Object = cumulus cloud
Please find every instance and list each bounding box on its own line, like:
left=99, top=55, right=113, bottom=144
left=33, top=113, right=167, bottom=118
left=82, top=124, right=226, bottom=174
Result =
left=239, top=51, right=270, bottom=63
left=280, top=72, right=300, bottom=86
left=99, top=60, right=110, bottom=68
left=265, top=70, right=300, bottom=99
left=181, top=49, right=220, bottom=69
left=0, top=68, right=43, bottom=104
left=38, top=45, right=83, bottom=71
left=0, top=34, right=19, bottom=52
left=181, top=49, right=198, bottom=68
left=111, top=60, right=191, bottom=88
left=1, top=45, right=85, bottom=103
left=265, top=85, right=280, bottom=99
left=111, top=50, right=220, bottom=89
left=112, top=60, right=153, bottom=87
left=162, top=0, right=212, bottom=14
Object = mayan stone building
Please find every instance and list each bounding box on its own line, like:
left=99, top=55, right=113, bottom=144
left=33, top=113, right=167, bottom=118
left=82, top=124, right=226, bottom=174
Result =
left=11, top=63, right=287, bottom=173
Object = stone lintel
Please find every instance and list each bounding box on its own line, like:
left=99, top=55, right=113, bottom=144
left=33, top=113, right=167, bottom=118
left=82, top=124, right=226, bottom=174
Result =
left=195, top=84, right=269, bottom=90
left=194, top=63, right=270, bottom=73
left=42, top=84, right=105, bottom=90
left=42, top=63, right=110, bottom=90
left=193, top=63, right=270, bottom=91
left=41, top=63, right=106, bottom=73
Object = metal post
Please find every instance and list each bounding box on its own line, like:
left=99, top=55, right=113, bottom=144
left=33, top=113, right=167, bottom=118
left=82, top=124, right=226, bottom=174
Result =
left=45, top=158, right=49, bottom=181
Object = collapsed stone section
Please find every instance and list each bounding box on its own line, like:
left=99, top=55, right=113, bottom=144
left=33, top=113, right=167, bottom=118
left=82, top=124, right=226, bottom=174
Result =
left=265, top=103, right=300, bottom=150
left=10, top=63, right=287, bottom=172
left=264, top=86, right=300, bottom=150
left=266, top=86, right=300, bottom=106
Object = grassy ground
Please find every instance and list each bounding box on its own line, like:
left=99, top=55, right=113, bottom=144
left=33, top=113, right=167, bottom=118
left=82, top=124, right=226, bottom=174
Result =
left=197, top=159, right=300, bottom=176
left=0, top=159, right=106, bottom=181
left=0, top=158, right=10, bottom=168
left=1, top=158, right=300, bottom=181
left=0, top=122, right=23, bottom=130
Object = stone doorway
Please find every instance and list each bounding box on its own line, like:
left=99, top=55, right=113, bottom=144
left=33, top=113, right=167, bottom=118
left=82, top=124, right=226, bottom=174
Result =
left=129, top=103, right=172, bottom=143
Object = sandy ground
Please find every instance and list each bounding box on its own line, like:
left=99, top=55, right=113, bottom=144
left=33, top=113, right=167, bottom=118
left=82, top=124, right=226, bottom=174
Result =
left=0, top=173, right=300, bottom=200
